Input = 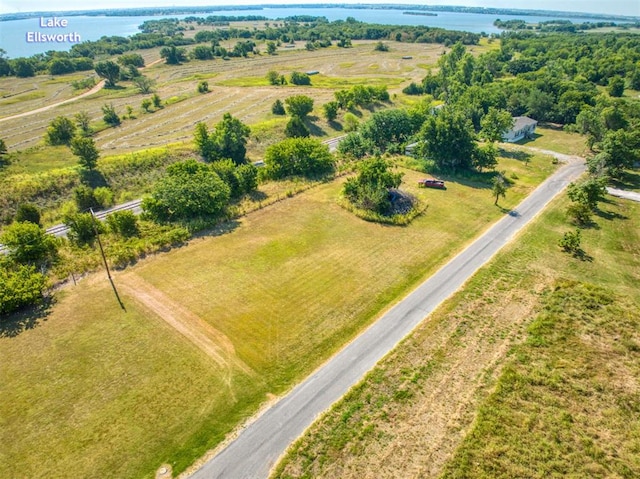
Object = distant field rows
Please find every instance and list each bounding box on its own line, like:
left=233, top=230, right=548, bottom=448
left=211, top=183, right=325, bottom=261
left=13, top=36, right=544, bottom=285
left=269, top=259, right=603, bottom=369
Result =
left=0, top=42, right=438, bottom=155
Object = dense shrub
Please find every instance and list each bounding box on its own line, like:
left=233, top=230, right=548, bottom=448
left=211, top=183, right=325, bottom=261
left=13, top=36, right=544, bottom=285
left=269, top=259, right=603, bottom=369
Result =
left=0, top=221, right=57, bottom=265
left=0, top=264, right=47, bottom=316
left=263, top=138, right=334, bottom=179
left=45, top=116, right=76, bottom=146
left=290, top=71, right=311, bottom=85
left=106, top=210, right=139, bottom=238
left=14, top=204, right=41, bottom=225
left=343, top=156, right=403, bottom=215
left=65, top=212, right=103, bottom=246
left=142, top=159, right=231, bottom=222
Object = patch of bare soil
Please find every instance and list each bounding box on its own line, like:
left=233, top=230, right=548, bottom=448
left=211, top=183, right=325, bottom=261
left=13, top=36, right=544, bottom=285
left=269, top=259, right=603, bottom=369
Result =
left=119, top=273, right=253, bottom=376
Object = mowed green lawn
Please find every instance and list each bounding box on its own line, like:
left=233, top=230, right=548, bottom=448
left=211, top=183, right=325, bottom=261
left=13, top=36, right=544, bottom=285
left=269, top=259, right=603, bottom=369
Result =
left=0, top=153, right=558, bottom=478
left=272, top=187, right=640, bottom=479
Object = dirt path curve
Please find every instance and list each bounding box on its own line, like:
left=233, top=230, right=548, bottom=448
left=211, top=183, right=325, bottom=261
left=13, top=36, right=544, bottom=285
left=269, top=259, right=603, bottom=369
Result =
left=0, top=80, right=106, bottom=123
left=119, top=273, right=254, bottom=376
left=0, top=58, right=163, bottom=124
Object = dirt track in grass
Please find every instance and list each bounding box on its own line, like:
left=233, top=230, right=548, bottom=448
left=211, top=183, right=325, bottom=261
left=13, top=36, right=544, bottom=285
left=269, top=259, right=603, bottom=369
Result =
left=119, top=273, right=254, bottom=377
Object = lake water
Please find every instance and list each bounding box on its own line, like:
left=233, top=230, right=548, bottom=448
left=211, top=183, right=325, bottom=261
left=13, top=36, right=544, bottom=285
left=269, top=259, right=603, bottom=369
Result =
left=0, top=7, right=619, bottom=58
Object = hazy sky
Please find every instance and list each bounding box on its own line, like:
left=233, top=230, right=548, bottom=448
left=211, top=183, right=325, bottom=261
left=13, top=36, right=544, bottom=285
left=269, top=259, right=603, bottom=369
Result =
left=1, top=0, right=638, bottom=17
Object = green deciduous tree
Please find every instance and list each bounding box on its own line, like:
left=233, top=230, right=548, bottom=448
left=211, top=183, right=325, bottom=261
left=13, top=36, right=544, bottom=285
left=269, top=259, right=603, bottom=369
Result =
left=599, top=129, right=640, bottom=177
left=559, top=229, right=582, bottom=255
left=101, top=103, right=121, bottom=126
left=74, top=111, right=92, bottom=136
left=106, top=210, right=139, bottom=238
left=323, top=101, right=339, bottom=121
left=191, top=45, right=214, bottom=60
left=0, top=264, right=48, bottom=315
left=142, top=159, right=230, bottom=221
left=337, top=132, right=374, bottom=159
left=374, top=41, right=389, bottom=52
left=133, top=75, right=154, bottom=93
left=285, top=95, right=314, bottom=118
left=65, top=212, right=103, bottom=246
left=264, top=138, right=334, bottom=179
left=117, top=53, right=144, bottom=68
left=285, top=116, right=310, bottom=138
left=267, top=70, right=280, bottom=85
left=94, top=60, right=120, bottom=87
left=210, top=113, right=251, bottom=164
left=290, top=71, right=311, bottom=85
left=492, top=175, right=507, bottom=205
left=14, top=204, right=40, bottom=225
left=0, top=221, right=57, bottom=265
left=343, top=156, right=403, bottom=215
left=480, top=107, right=514, bottom=142
left=359, top=108, right=416, bottom=153
left=70, top=136, right=99, bottom=170
left=608, top=76, right=624, bottom=97
left=160, top=46, right=187, bottom=65
left=567, top=177, right=607, bottom=211
left=473, top=142, right=498, bottom=171
left=141, top=98, right=152, bottom=112
left=266, top=41, right=277, bottom=55
left=12, top=58, right=35, bottom=78
left=419, top=107, right=477, bottom=172
left=197, top=81, right=209, bottom=93
left=271, top=99, right=286, bottom=115
left=235, top=163, right=258, bottom=194
left=73, top=185, right=101, bottom=212
left=45, top=116, right=76, bottom=145
left=343, top=112, right=359, bottom=132
left=566, top=201, right=592, bottom=226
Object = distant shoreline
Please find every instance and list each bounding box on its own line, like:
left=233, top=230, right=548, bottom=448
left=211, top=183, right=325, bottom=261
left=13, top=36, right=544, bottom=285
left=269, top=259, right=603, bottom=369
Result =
left=403, top=11, right=438, bottom=17
left=1, top=3, right=639, bottom=23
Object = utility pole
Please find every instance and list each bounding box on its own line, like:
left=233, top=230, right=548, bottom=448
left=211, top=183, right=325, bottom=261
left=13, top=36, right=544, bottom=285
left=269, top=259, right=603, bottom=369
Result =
left=90, top=208, right=126, bottom=311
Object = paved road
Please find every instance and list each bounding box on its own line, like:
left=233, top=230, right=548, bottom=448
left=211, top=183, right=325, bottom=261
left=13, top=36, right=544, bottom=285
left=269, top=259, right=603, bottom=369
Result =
left=189, top=157, right=586, bottom=479
left=607, top=187, right=640, bottom=203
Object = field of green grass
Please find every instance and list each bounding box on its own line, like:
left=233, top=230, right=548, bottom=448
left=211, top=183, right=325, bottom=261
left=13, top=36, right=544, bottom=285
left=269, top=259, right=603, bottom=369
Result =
left=0, top=152, right=557, bottom=478
left=516, top=124, right=589, bottom=156
left=0, top=41, right=439, bottom=157
left=271, top=189, right=639, bottom=479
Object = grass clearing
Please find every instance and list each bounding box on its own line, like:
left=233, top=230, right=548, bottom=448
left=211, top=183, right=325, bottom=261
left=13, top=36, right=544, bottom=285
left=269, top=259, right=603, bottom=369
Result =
left=0, top=90, right=47, bottom=105
left=516, top=124, right=589, bottom=156
left=1, top=41, right=442, bottom=156
left=0, top=145, right=77, bottom=176
left=0, top=155, right=557, bottom=478
left=271, top=188, right=640, bottom=478
left=0, top=278, right=260, bottom=479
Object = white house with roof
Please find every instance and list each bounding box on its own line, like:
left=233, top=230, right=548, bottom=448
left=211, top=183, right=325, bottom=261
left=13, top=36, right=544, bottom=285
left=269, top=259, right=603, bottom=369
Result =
left=503, top=116, right=538, bottom=142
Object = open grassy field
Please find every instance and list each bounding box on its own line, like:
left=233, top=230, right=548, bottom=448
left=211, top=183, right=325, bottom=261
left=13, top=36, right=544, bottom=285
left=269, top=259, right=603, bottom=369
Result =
left=0, top=41, right=441, bottom=157
left=0, top=151, right=557, bottom=478
left=271, top=188, right=640, bottom=478
left=515, top=123, right=589, bottom=156
left=0, top=72, right=92, bottom=117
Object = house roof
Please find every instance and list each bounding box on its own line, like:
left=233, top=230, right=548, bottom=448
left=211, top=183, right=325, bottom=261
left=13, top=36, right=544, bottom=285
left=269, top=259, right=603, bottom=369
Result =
left=512, top=116, right=538, bottom=130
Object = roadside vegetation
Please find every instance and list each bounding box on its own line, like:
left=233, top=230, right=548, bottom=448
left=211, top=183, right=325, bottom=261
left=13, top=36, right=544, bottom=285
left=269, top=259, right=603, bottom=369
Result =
left=1, top=14, right=640, bottom=479
left=272, top=181, right=640, bottom=479
left=0, top=149, right=558, bottom=478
